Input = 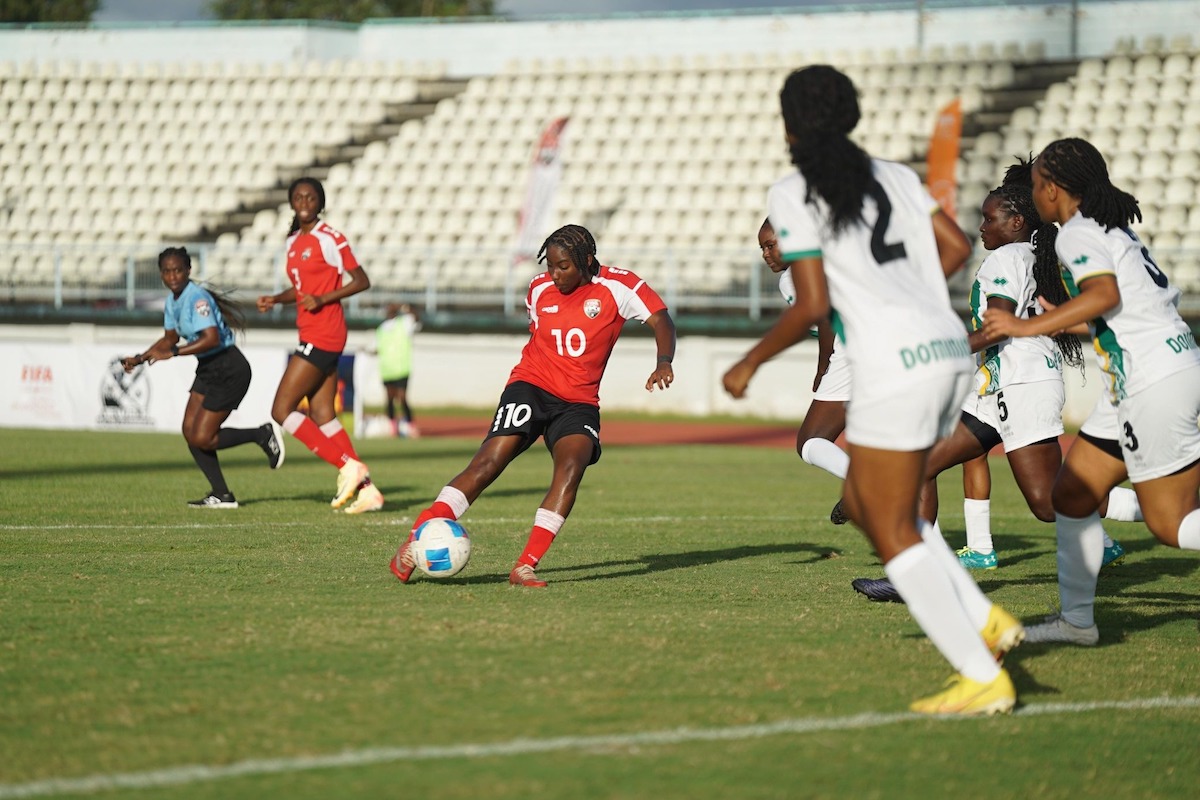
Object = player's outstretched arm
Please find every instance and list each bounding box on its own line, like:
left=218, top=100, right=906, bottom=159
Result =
left=645, top=310, right=676, bottom=392
left=257, top=287, right=297, bottom=312
left=933, top=210, right=972, bottom=278
left=985, top=275, right=1119, bottom=340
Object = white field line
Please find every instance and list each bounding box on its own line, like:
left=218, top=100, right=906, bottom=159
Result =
left=1, top=696, right=1197, bottom=799
left=0, top=515, right=799, bottom=532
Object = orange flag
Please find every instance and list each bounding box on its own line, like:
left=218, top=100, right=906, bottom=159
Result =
left=926, top=98, right=962, bottom=221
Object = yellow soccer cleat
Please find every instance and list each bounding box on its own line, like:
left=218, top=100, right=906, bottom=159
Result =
left=343, top=483, right=384, bottom=515
left=981, top=605, right=1025, bottom=661
left=910, top=670, right=1016, bottom=716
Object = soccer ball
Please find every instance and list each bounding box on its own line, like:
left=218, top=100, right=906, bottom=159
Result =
left=412, top=518, right=472, bottom=578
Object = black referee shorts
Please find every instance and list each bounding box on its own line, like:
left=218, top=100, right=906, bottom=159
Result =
left=192, top=346, right=252, bottom=412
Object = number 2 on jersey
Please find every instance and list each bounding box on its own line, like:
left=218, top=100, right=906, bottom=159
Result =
left=867, top=178, right=907, bottom=266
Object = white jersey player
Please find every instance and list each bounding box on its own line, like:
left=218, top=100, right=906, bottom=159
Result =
left=984, top=137, right=1200, bottom=648
left=917, top=172, right=1135, bottom=572
left=759, top=219, right=851, bottom=525
left=725, top=65, right=1021, bottom=716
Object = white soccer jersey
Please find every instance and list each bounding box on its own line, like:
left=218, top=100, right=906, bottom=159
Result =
left=767, top=159, right=970, bottom=383
left=1056, top=212, right=1199, bottom=402
left=968, top=241, right=1061, bottom=395
left=778, top=268, right=796, bottom=305
left=779, top=265, right=848, bottom=386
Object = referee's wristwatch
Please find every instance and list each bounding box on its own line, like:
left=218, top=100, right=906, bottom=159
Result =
left=170, top=343, right=180, bottom=357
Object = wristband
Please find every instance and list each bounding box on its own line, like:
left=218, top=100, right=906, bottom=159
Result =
left=657, top=355, right=673, bottom=364
left=170, top=344, right=180, bottom=357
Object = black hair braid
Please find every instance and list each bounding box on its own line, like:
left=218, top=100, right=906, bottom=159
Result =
left=1031, top=223, right=1083, bottom=369
left=158, top=246, right=246, bottom=334
left=780, top=65, right=872, bottom=235
left=1000, top=154, right=1034, bottom=189
left=286, top=176, right=327, bottom=237
left=537, top=224, right=599, bottom=278
left=990, top=158, right=1084, bottom=369
left=1037, top=138, right=1141, bottom=231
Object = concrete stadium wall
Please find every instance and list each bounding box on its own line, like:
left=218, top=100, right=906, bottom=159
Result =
left=0, top=2, right=1193, bottom=76
left=0, top=324, right=1102, bottom=428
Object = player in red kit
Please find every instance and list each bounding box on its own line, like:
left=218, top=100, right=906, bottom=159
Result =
left=257, top=177, right=381, bottom=513
left=390, top=224, right=677, bottom=587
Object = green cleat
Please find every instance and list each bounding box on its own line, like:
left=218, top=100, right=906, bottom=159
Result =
left=956, top=546, right=998, bottom=570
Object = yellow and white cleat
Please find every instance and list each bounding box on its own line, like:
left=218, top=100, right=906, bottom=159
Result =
left=331, top=458, right=369, bottom=509
left=343, top=483, right=384, bottom=515
left=981, top=605, right=1025, bottom=661
left=910, top=670, right=1016, bottom=716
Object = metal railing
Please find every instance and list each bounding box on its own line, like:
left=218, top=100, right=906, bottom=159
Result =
left=4, top=241, right=1200, bottom=322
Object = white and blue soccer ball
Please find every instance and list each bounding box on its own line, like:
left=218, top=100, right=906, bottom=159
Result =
left=412, top=518, right=472, bottom=578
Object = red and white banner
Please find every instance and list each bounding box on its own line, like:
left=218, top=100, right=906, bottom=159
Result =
left=513, top=116, right=569, bottom=266
left=926, top=98, right=962, bottom=221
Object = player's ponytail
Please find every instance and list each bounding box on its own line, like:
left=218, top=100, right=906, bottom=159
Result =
left=779, top=65, right=872, bottom=235
left=1036, top=138, right=1140, bottom=231
left=993, top=158, right=1083, bottom=369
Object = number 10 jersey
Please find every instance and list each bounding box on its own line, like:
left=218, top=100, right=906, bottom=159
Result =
left=507, top=265, right=667, bottom=407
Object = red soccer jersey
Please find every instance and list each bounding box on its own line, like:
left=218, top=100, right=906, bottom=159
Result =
left=284, top=221, right=361, bottom=352
left=507, top=265, right=667, bottom=406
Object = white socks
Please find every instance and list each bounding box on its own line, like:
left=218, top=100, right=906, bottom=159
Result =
left=1055, top=511, right=1105, bottom=629
left=1177, top=508, right=1200, bottom=551
left=1103, top=486, right=1143, bottom=523
left=800, top=438, right=849, bottom=480
left=436, top=486, right=471, bottom=519
left=963, top=498, right=993, bottom=554
left=920, top=520, right=992, bottom=630
left=533, top=507, right=566, bottom=535
left=885, top=542, right=1000, bottom=685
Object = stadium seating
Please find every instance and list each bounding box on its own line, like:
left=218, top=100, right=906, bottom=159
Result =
left=957, top=38, right=1200, bottom=286
left=2, top=33, right=1199, bottom=307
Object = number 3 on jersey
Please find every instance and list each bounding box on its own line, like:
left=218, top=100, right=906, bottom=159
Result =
left=551, top=327, right=587, bottom=357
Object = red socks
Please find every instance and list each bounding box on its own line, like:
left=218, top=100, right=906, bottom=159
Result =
left=288, top=415, right=348, bottom=468
left=518, top=526, right=557, bottom=568
left=411, top=501, right=457, bottom=535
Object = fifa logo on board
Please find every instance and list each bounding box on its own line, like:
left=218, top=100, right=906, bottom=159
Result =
left=97, top=357, right=154, bottom=426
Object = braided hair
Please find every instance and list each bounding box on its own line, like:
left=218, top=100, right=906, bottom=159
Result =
left=286, top=176, right=326, bottom=236
left=779, top=65, right=872, bottom=234
left=537, top=224, right=599, bottom=278
left=1036, top=138, right=1141, bottom=231
left=990, top=158, right=1083, bottom=369
left=158, top=246, right=246, bottom=333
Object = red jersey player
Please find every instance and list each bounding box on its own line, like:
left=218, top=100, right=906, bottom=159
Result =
left=256, top=177, right=381, bottom=514
left=390, top=224, right=677, bottom=587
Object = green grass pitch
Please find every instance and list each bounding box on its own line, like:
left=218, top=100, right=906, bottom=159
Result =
left=2, top=427, right=1199, bottom=799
